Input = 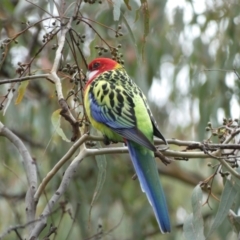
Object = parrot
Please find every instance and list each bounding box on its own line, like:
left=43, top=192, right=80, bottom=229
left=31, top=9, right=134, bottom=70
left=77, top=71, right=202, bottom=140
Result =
left=84, top=57, right=171, bottom=233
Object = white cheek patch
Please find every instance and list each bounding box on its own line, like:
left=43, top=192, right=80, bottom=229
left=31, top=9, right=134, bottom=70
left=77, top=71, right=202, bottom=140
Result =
left=87, top=70, right=99, bottom=80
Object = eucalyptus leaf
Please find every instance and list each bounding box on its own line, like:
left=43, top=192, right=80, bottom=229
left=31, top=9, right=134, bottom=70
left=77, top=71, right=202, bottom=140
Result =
left=228, top=210, right=240, bottom=235
left=15, top=80, right=29, bottom=105
left=123, top=0, right=131, bottom=10
left=112, top=0, right=121, bottom=21
left=88, top=153, right=107, bottom=224
left=183, top=185, right=205, bottom=240
left=207, top=179, right=238, bottom=238
left=90, top=154, right=107, bottom=207
left=49, top=0, right=54, bottom=14
left=51, top=109, right=70, bottom=142
left=140, top=0, right=149, bottom=58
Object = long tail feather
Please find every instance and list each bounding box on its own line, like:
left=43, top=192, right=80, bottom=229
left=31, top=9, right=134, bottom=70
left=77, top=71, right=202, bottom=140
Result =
left=127, top=140, right=171, bottom=233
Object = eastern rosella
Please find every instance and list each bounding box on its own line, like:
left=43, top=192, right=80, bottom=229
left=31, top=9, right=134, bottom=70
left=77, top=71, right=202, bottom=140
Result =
left=84, top=58, right=171, bottom=233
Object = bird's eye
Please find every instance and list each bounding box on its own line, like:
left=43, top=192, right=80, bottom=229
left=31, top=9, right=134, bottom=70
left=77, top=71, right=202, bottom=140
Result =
left=93, top=62, right=100, bottom=69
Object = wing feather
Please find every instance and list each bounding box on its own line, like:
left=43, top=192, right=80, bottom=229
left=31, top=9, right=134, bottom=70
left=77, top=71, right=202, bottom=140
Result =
left=88, top=70, right=156, bottom=150
left=141, top=91, right=167, bottom=145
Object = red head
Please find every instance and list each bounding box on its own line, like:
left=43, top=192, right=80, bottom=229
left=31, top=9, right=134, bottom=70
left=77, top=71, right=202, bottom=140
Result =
left=86, top=58, right=121, bottom=84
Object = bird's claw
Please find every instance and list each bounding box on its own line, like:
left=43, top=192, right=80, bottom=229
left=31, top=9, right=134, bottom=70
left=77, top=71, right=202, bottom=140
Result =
left=154, top=151, right=172, bottom=165
left=103, top=135, right=111, bottom=145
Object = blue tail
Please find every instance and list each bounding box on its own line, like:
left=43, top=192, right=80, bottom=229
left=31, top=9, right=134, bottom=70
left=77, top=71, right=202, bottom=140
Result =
left=127, top=140, right=171, bottom=233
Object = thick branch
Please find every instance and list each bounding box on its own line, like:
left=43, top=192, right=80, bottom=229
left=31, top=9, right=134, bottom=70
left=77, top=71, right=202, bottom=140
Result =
left=48, top=17, right=80, bottom=141
left=87, top=135, right=240, bottom=180
left=0, top=122, right=37, bottom=228
left=30, top=131, right=240, bottom=238
left=49, top=19, right=72, bottom=99
left=89, top=135, right=240, bottom=150
left=34, top=134, right=89, bottom=201
left=34, top=133, right=240, bottom=204
left=29, top=144, right=88, bottom=239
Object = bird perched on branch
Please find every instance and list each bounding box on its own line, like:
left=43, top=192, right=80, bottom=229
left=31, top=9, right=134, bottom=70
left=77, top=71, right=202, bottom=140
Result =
left=84, top=57, right=171, bottom=233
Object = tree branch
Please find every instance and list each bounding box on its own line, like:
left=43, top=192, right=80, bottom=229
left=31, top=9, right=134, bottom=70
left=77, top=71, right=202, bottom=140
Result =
left=34, top=134, right=89, bottom=202
left=29, top=144, right=88, bottom=239
left=0, top=74, right=51, bottom=85
left=34, top=131, right=240, bottom=208
left=48, top=17, right=80, bottom=142
left=0, top=206, right=61, bottom=240
left=0, top=121, right=37, bottom=230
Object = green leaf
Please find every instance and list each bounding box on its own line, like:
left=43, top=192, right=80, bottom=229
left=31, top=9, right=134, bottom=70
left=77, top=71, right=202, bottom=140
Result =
left=183, top=185, right=205, bottom=240
left=232, top=169, right=240, bottom=189
left=3, top=1, right=15, bottom=12
left=88, top=154, right=107, bottom=225
left=90, top=154, right=107, bottom=207
left=134, top=7, right=140, bottom=23
left=123, top=0, right=131, bottom=10
left=112, top=0, right=121, bottom=21
left=207, top=179, right=238, bottom=238
left=88, top=35, right=99, bottom=59
left=15, top=80, right=29, bottom=105
left=228, top=210, right=240, bottom=234
left=122, top=15, right=137, bottom=48
left=51, top=109, right=70, bottom=142
left=49, top=0, right=54, bottom=14
left=140, top=0, right=149, bottom=59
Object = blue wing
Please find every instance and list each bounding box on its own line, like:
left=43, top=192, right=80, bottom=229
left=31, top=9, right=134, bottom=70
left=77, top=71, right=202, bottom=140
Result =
left=89, top=92, right=155, bottom=151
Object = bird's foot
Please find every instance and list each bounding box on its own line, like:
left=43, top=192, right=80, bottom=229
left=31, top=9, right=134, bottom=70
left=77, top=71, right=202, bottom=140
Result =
left=155, top=151, right=172, bottom=166
left=103, top=135, right=111, bottom=145
left=103, top=135, right=119, bottom=145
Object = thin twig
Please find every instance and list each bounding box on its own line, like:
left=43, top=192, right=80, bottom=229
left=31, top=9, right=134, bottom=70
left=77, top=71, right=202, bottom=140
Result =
left=0, top=206, right=61, bottom=240
left=0, top=74, right=50, bottom=85
left=210, top=129, right=240, bottom=179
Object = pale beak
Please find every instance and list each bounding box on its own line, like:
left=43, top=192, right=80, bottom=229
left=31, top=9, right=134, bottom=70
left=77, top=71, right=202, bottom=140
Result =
left=86, top=70, right=98, bottom=80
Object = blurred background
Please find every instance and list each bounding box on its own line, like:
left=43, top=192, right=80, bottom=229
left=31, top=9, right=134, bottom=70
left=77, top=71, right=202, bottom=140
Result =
left=0, top=0, right=240, bottom=239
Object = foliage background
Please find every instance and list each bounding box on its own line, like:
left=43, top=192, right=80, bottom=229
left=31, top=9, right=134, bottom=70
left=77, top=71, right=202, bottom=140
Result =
left=0, top=0, right=240, bottom=239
